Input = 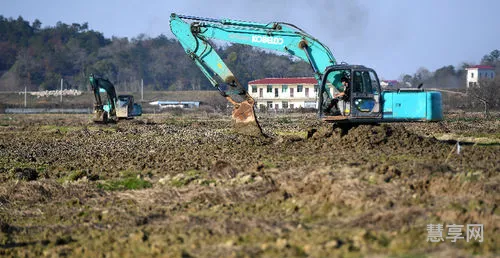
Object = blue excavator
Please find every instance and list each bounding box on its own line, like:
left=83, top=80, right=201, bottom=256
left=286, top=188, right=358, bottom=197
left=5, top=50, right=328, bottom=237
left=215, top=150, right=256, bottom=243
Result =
left=169, top=14, right=443, bottom=136
left=89, top=74, right=142, bottom=123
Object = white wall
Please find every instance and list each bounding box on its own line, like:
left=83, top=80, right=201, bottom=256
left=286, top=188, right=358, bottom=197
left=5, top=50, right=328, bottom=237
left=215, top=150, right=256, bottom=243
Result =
left=467, top=68, right=478, bottom=84
left=249, top=83, right=319, bottom=109
left=466, top=68, right=495, bottom=88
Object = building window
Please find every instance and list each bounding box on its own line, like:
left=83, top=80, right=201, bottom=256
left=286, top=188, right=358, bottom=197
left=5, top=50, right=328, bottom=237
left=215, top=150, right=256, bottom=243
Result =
left=259, top=88, right=263, bottom=98
left=297, top=85, right=303, bottom=92
left=469, top=82, right=473, bottom=87
left=290, top=88, right=294, bottom=97
left=282, top=101, right=288, bottom=109
left=251, top=85, right=257, bottom=93
left=267, top=85, right=272, bottom=93
left=290, top=104, right=294, bottom=109
left=282, top=85, right=288, bottom=93
left=471, top=72, right=474, bottom=78
left=314, top=85, right=318, bottom=92
left=274, top=104, right=279, bottom=109
left=274, top=88, right=279, bottom=98
left=305, top=87, right=309, bottom=97
left=267, top=101, right=273, bottom=108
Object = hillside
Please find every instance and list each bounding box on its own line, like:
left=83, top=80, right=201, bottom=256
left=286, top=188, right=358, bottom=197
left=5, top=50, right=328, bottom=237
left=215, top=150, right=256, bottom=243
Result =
left=0, top=16, right=311, bottom=92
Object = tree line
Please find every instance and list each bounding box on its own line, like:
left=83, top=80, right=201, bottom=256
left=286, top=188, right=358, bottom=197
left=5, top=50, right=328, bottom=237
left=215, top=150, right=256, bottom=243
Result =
left=0, top=16, right=311, bottom=92
left=399, top=50, right=500, bottom=89
left=0, top=16, right=498, bottom=93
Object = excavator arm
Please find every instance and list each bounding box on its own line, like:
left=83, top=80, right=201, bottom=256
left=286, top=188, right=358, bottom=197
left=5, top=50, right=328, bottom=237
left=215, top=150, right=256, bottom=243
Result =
left=169, top=13, right=339, bottom=135
left=89, top=74, right=117, bottom=122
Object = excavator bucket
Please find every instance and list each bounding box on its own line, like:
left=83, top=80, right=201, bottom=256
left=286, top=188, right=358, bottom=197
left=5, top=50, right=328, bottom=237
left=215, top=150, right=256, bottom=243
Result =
left=93, top=110, right=106, bottom=123
left=231, top=98, right=264, bottom=137
left=92, top=103, right=107, bottom=123
left=93, top=109, right=112, bottom=123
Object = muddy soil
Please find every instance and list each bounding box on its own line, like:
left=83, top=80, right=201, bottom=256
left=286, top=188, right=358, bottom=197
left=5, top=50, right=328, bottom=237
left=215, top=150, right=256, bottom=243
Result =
left=0, top=113, right=498, bottom=257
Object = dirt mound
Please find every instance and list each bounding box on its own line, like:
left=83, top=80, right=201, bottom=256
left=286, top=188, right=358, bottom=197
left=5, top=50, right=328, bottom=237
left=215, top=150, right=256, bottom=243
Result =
left=12, top=167, right=39, bottom=181
left=209, top=160, right=239, bottom=179
left=344, top=124, right=435, bottom=146
left=309, top=123, right=438, bottom=150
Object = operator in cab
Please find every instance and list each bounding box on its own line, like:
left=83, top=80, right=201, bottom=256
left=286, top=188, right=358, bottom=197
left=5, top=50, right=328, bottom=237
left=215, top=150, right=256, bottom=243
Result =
left=326, top=76, right=350, bottom=115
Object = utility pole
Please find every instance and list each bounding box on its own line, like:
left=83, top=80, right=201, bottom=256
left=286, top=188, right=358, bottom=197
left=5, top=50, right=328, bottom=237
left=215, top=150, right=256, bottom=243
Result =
left=24, top=86, right=27, bottom=108
left=60, top=78, right=63, bottom=103
left=141, top=78, right=144, bottom=101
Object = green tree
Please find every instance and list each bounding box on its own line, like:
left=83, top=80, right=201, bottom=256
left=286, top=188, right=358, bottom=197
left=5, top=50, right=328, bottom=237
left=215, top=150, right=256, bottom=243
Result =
left=480, top=49, right=500, bottom=66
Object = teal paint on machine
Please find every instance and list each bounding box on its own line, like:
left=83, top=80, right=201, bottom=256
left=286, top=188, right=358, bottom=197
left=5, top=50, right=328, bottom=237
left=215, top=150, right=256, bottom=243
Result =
left=382, top=91, right=393, bottom=116
left=394, top=92, right=426, bottom=119
left=426, top=92, right=443, bottom=121
left=381, top=91, right=443, bottom=121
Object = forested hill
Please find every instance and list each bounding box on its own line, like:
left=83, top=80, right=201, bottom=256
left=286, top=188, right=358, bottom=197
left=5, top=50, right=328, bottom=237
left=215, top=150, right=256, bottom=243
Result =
left=1, top=16, right=498, bottom=91
left=0, top=16, right=312, bottom=92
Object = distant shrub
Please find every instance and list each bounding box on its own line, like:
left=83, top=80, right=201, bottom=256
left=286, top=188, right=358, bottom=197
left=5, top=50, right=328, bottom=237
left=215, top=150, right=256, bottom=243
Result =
left=278, top=117, right=292, bottom=124
left=97, top=177, right=152, bottom=191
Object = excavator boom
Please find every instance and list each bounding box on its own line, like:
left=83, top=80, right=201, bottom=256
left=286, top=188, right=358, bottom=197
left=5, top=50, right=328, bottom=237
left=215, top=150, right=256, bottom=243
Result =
left=90, top=74, right=117, bottom=122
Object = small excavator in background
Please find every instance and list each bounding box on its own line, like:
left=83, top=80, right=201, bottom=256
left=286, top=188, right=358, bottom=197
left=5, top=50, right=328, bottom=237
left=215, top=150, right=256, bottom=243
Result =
left=89, top=74, right=142, bottom=123
left=169, top=14, right=443, bottom=136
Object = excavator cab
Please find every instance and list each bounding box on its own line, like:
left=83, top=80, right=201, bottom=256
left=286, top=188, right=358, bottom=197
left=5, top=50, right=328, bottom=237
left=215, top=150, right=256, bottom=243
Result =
left=116, top=95, right=133, bottom=118
left=320, top=65, right=382, bottom=122
left=116, top=95, right=142, bottom=119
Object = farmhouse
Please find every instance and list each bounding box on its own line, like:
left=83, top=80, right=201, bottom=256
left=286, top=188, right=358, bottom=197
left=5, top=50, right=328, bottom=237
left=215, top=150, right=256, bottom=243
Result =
left=248, top=77, right=326, bottom=110
left=465, top=65, right=496, bottom=88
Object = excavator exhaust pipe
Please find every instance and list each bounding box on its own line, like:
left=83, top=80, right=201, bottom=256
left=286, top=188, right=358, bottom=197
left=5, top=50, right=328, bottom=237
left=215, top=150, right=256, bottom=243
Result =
left=229, top=97, right=264, bottom=137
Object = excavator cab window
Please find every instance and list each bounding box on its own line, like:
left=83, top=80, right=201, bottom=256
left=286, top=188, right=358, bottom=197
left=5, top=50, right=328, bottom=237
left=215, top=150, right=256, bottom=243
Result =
left=350, top=70, right=381, bottom=117
left=319, top=67, right=382, bottom=119
left=324, top=69, right=351, bottom=95
left=117, top=95, right=133, bottom=112
left=321, top=69, right=351, bottom=116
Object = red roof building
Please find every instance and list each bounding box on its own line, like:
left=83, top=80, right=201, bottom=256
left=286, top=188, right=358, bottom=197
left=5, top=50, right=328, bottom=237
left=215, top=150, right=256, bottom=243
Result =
left=465, top=65, right=495, bottom=70
left=465, top=65, right=496, bottom=88
left=248, top=77, right=317, bottom=85
left=248, top=77, right=321, bottom=109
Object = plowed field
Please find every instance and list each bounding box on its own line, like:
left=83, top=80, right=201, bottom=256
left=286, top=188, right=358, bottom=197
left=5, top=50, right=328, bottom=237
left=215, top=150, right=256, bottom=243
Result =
left=0, top=113, right=498, bottom=257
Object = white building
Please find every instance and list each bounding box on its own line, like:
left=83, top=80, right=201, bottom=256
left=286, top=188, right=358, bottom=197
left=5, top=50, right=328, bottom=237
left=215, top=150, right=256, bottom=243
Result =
left=380, top=80, right=399, bottom=89
left=248, top=77, right=323, bottom=109
left=465, top=65, right=495, bottom=88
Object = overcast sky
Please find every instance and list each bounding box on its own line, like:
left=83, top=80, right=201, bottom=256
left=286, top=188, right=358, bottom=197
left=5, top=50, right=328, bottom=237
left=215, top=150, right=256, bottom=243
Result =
left=2, top=0, right=499, bottom=79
